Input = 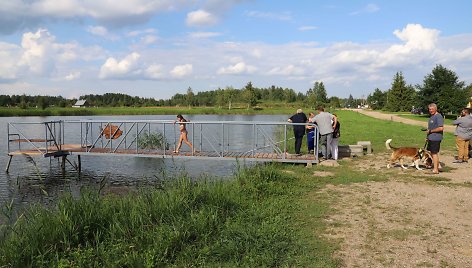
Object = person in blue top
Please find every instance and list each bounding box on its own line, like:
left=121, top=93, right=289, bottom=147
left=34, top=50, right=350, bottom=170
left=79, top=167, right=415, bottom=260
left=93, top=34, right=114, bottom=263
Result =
left=426, top=103, right=444, bottom=174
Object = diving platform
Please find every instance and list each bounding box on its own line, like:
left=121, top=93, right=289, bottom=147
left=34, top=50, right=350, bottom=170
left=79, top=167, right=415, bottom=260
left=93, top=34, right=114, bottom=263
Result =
left=5, top=119, right=319, bottom=173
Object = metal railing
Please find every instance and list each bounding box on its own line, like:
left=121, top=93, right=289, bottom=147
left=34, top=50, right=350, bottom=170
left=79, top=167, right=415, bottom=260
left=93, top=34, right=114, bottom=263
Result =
left=7, top=121, right=65, bottom=156
left=7, top=120, right=319, bottom=163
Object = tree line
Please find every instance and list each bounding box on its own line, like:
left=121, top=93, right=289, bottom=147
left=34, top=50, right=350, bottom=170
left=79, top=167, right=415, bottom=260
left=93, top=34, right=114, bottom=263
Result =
left=367, top=65, right=472, bottom=114
left=0, top=83, right=358, bottom=110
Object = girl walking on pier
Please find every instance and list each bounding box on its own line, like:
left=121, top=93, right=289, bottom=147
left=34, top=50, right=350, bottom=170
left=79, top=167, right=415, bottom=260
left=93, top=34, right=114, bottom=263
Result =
left=174, top=114, right=193, bottom=153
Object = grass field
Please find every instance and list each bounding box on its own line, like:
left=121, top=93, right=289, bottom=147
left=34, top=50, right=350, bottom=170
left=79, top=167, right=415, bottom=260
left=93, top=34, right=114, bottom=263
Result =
left=286, top=110, right=455, bottom=155
left=0, top=110, right=457, bottom=266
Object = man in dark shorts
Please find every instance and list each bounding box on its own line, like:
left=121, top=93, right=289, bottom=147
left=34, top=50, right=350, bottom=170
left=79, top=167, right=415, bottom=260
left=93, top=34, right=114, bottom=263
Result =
left=288, top=109, right=308, bottom=155
left=427, top=103, right=444, bottom=174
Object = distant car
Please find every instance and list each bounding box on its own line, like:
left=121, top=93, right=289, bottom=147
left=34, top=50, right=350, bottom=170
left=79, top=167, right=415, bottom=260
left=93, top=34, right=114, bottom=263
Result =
left=411, top=108, right=423, bottom=115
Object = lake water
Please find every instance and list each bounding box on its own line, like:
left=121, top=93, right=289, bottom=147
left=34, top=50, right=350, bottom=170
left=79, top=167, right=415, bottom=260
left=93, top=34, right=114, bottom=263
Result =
left=0, top=114, right=287, bottom=215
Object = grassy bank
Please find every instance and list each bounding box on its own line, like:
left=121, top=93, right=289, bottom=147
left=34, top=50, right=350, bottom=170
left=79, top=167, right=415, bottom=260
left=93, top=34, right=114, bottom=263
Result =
left=0, top=165, right=340, bottom=267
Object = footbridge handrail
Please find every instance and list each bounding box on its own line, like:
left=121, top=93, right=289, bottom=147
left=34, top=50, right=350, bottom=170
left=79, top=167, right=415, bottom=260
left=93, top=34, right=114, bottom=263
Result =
left=6, top=119, right=319, bottom=171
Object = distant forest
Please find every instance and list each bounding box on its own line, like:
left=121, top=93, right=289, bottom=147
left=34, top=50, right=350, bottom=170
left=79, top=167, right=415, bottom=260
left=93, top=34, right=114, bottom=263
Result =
left=0, top=82, right=363, bottom=110
left=2, top=64, right=471, bottom=113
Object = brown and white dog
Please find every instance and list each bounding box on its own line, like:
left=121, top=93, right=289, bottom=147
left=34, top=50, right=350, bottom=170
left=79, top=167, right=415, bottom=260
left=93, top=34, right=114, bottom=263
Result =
left=385, top=139, right=432, bottom=170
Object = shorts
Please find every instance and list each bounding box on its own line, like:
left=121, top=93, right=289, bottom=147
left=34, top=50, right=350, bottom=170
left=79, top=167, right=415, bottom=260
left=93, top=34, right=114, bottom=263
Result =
left=427, top=140, right=441, bottom=154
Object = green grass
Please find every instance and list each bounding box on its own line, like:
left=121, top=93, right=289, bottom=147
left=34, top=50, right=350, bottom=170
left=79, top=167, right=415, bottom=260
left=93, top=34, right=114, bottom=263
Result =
left=335, top=110, right=455, bottom=153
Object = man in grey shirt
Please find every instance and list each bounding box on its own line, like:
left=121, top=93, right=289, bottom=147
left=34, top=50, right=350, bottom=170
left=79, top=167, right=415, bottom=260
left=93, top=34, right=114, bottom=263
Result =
left=452, top=108, right=472, bottom=163
left=427, top=103, right=444, bottom=174
left=312, top=106, right=337, bottom=160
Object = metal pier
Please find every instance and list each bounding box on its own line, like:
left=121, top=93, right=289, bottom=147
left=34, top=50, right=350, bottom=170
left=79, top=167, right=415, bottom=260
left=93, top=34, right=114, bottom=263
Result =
left=5, top=119, right=319, bottom=173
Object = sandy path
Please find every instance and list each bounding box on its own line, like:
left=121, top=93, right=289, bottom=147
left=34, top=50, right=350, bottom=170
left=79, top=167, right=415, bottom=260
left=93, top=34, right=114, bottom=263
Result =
left=353, top=109, right=456, bottom=133
left=321, top=110, right=472, bottom=267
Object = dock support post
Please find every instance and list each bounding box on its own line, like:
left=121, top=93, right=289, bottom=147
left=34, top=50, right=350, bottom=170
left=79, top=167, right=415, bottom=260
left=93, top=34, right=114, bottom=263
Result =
left=61, top=155, right=66, bottom=171
left=78, top=155, right=81, bottom=175
left=5, top=155, right=12, bottom=173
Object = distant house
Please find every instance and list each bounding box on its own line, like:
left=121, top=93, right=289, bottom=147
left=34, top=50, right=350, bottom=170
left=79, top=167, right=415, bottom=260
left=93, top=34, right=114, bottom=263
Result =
left=72, top=99, right=87, bottom=108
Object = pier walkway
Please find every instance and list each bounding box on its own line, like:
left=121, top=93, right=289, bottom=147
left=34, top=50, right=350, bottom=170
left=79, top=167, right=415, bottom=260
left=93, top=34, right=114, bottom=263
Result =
left=5, top=120, right=319, bottom=173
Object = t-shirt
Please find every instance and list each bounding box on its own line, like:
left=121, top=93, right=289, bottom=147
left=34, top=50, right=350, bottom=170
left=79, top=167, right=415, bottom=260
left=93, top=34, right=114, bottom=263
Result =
left=428, top=113, right=444, bottom=141
left=313, top=112, right=334, bottom=135
left=452, top=115, right=472, bottom=140
left=289, top=113, right=308, bottom=133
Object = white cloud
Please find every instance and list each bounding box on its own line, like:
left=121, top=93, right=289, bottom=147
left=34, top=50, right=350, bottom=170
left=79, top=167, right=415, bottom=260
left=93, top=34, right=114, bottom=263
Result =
left=392, top=23, right=439, bottom=51
left=244, top=10, right=292, bottom=21
left=18, top=28, right=56, bottom=75
left=188, top=31, right=222, bottom=39
left=65, top=71, right=81, bottom=81
left=141, top=35, right=158, bottom=45
left=298, top=26, right=318, bottom=31
left=217, top=62, right=257, bottom=75
left=87, top=26, right=107, bottom=36
left=99, top=52, right=141, bottom=79
left=127, top=28, right=156, bottom=37
left=0, top=42, right=20, bottom=80
left=186, top=9, right=218, bottom=27
left=267, top=65, right=305, bottom=76
left=170, top=64, right=193, bottom=78
left=350, top=3, right=380, bottom=15
left=144, top=64, right=164, bottom=79
left=251, top=48, right=262, bottom=58
left=0, top=28, right=106, bottom=83
left=87, top=25, right=119, bottom=40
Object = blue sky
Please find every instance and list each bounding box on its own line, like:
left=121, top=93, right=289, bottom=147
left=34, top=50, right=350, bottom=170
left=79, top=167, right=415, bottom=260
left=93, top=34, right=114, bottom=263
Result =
left=1, top=0, right=471, bottom=100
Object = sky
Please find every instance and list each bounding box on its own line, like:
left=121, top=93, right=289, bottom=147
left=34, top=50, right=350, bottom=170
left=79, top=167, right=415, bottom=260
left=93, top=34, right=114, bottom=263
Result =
left=1, top=0, right=472, bottom=100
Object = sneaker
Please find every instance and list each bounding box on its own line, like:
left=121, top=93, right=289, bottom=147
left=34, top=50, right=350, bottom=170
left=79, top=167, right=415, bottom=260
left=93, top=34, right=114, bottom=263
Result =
left=452, top=160, right=465, bottom=163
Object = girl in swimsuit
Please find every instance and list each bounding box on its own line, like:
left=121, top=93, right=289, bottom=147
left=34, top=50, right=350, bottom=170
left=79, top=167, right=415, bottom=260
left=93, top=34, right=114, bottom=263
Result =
left=174, top=114, right=193, bottom=153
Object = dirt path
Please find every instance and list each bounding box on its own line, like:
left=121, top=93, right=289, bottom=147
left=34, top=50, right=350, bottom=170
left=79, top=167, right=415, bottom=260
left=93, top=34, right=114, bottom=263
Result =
left=321, top=109, right=472, bottom=267
left=353, top=109, right=456, bottom=133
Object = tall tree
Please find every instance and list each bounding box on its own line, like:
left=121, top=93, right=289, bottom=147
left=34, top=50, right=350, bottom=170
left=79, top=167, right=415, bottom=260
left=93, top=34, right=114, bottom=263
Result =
left=328, top=96, right=341, bottom=108
left=314, top=81, right=328, bottom=106
left=224, top=86, right=237, bottom=109
left=186, top=87, right=195, bottom=108
left=242, top=82, right=258, bottom=109
left=367, top=88, right=387, bottom=110
left=346, top=94, right=355, bottom=108
left=385, top=72, right=416, bottom=112
left=417, top=65, right=468, bottom=114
